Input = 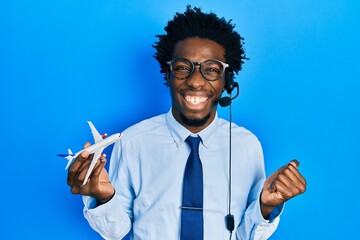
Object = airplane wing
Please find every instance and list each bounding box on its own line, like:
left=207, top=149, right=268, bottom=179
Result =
left=87, top=121, right=103, bottom=143
left=82, top=147, right=104, bottom=186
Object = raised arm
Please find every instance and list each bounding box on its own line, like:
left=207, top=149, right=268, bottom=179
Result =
left=260, top=160, right=307, bottom=218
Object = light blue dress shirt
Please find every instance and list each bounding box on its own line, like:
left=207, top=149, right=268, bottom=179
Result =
left=83, top=110, right=283, bottom=239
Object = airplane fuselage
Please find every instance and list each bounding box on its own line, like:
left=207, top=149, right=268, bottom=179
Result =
left=74, top=133, right=122, bottom=158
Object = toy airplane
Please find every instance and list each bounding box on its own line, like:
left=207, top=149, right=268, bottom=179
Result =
left=57, top=121, right=122, bottom=186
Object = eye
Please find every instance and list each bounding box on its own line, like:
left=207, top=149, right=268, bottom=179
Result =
left=174, top=65, right=191, bottom=72
left=202, top=60, right=224, bottom=78
left=172, top=59, right=192, bottom=73
left=203, top=67, right=221, bottom=73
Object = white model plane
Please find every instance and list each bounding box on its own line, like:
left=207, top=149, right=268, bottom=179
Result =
left=57, top=121, right=122, bottom=186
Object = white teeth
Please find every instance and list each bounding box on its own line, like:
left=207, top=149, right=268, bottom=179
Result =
left=185, top=96, right=208, bottom=105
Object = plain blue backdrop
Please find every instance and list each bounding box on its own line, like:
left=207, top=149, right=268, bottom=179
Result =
left=1, top=0, right=359, bottom=239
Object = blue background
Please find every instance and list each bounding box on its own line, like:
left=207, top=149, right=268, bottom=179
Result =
left=1, top=0, right=359, bottom=239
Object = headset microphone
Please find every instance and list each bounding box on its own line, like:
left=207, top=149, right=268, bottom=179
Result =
left=219, top=82, right=239, bottom=107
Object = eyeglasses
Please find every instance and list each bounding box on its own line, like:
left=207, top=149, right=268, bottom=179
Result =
left=166, top=58, right=229, bottom=81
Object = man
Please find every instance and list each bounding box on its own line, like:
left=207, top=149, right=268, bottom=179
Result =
left=67, top=6, right=306, bottom=239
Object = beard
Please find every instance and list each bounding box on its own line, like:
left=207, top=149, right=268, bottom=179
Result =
left=178, top=111, right=211, bottom=128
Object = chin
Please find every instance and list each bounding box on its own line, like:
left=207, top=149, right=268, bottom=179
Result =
left=179, top=112, right=211, bottom=127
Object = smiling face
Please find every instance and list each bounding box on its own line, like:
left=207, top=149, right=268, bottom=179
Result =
left=168, top=37, right=226, bottom=133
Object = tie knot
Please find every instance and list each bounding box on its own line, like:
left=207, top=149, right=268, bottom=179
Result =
left=185, top=136, right=201, bottom=153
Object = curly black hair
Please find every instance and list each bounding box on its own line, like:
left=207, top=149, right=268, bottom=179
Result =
left=153, top=5, right=247, bottom=86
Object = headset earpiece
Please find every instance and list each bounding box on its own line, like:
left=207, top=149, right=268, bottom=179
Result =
left=224, top=70, right=235, bottom=94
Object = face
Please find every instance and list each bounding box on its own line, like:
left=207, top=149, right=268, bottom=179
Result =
left=168, top=37, right=226, bottom=133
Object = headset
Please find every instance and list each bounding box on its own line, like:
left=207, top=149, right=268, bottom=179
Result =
left=219, top=70, right=239, bottom=107
left=220, top=69, right=240, bottom=238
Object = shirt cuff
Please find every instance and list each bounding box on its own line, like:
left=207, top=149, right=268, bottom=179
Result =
left=82, top=194, right=131, bottom=239
left=252, top=197, right=285, bottom=224
left=83, top=193, right=121, bottom=212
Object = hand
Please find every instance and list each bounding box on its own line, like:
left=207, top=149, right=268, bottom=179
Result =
left=260, top=160, right=306, bottom=218
left=67, top=142, right=115, bottom=204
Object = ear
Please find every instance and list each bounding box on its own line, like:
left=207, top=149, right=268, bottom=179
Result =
left=165, top=68, right=170, bottom=81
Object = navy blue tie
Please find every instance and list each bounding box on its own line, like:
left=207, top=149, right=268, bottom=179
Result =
left=181, top=136, right=203, bottom=240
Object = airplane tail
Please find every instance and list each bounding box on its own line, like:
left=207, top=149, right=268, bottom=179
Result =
left=57, top=149, right=75, bottom=170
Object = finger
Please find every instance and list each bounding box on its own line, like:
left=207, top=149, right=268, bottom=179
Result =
left=272, top=179, right=296, bottom=200
left=67, top=142, right=94, bottom=193
left=285, top=162, right=307, bottom=187
left=92, top=158, right=106, bottom=179
left=268, top=174, right=278, bottom=193
left=91, top=158, right=107, bottom=183
left=267, top=164, right=287, bottom=192
left=78, top=142, right=92, bottom=158
left=77, top=157, right=99, bottom=186
left=268, top=162, right=298, bottom=192
left=282, top=166, right=302, bottom=188
left=70, top=155, right=93, bottom=188
left=275, top=160, right=305, bottom=186
left=67, top=152, right=92, bottom=186
left=67, top=157, right=88, bottom=186
left=70, top=185, right=80, bottom=194
left=276, top=170, right=306, bottom=197
left=80, top=150, right=90, bottom=159
left=68, top=142, right=92, bottom=176
left=289, top=159, right=300, bottom=168
left=77, top=154, right=93, bottom=173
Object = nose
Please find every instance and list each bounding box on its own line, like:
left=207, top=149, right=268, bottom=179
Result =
left=186, top=65, right=206, bottom=88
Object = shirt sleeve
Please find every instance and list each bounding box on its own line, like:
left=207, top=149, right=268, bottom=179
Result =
left=235, top=196, right=284, bottom=240
left=83, top=194, right=131, bottom=240
left=235, top=136, right=284, bottom=240
left=82, top=139, right=134, bottom=240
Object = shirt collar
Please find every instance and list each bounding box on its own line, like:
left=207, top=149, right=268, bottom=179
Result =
left=166, top=108, right=218, bottom=148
